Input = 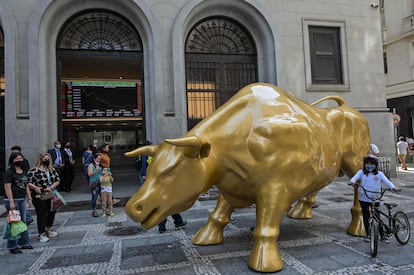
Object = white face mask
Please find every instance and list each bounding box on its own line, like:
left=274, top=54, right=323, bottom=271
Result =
left=55, top=144, right=61, bottom=149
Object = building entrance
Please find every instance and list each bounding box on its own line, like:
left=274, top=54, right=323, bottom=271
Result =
left=56, top=10, right=144, bottom=169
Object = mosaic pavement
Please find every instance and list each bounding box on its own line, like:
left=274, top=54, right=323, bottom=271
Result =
left=1, top=176, right=414, bottom=275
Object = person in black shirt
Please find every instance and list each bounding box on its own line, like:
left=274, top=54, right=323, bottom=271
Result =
left=3, top=152, right=33, bottom=253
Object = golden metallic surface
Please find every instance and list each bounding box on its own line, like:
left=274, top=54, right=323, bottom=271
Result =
left=124, top=83, right=370, bottom=272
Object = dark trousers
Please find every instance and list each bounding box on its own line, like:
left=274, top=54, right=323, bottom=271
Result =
left=359, top=200, right=383, bottom=236
left=62, top=165, right=75, bottom=191
left=33, top=198, right=56, bottom=235
left=158, top=214, right=184, bottom=230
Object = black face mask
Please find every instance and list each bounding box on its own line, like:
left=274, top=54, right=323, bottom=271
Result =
left=42, top=160, right=50, bottom=166
left=14, top=161, right=22, bottom=167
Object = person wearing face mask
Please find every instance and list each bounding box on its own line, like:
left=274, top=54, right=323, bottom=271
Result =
left=48, top=141, right=65, bottom=191
left=62, top=141, right=76, bottom=192
left=349, top=155, right=400, bottom=242
left=3, top=152, right=33, bottom=253
left=27, top=153, right=60, bottom=243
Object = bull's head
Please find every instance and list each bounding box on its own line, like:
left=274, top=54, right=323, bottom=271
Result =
left=124, top=136, right=211, bottom=228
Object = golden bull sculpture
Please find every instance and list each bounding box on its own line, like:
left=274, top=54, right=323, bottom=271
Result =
left=125, top=83, right=369, bottom=272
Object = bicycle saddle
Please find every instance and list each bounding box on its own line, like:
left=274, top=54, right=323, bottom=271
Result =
left=384, top=202, right=397, bottom=209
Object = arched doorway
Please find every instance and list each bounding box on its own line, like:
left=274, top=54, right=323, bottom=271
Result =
left=185, top=17, right=257, bottom=129
left=56, top=10, right=144, bottom=167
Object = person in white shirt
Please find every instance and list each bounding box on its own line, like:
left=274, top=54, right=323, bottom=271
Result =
left=397, top=136, right=411, bottom=170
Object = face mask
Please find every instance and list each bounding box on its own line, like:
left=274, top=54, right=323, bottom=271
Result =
left=365, top=164, right=376, bottom=172
left=55, top=144, right=61, bottom=149
left=42, top=160, right=50, bottom=166
left=14, top=161, right=22, bottom=167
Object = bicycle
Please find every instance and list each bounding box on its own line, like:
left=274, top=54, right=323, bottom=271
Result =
left=349, top=184, right=410, bottom=257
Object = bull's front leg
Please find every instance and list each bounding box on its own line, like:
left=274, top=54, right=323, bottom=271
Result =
left=249, top=187, right=292, bottom=272
left=287, top=193, right=316, bottom=219
left=347, top=185, right=365, bottom=236
left=192, top=193, right=234, bottom=245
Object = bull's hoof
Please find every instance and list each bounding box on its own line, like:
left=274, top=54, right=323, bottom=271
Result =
left=192, top=224, right=224, bottom=245
left=287, top=204, right=312, bottom=219
left=248, top=240, right=283, bottom=272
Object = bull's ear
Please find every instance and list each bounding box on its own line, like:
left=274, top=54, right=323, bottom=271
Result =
left=165, top=136, right=210, bottom=158
left=124, top=145, right=158, bottom=157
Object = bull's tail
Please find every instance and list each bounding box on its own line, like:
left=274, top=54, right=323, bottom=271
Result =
left=310, top=96, right=346, bottom=107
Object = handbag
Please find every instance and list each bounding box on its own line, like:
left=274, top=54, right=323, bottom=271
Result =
left=8, top=210, right=21, bottom=223
left=40, top=190, right=55, bottom=201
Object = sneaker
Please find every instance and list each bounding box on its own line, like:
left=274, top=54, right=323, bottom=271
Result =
left=175, top=220, right=187, bottom=228
left=92, top=211, right=98, bottom=217
left=46, top=230, right=58, bottom=238
left=38, top=233, right=49, bottom=243
left=109, top=212, right=115, bottom=217
left=381, top=236, right=390, bottom=244
left=102, top=213, right=107, bottom=217
left=20, top=244, right=33, bottom=250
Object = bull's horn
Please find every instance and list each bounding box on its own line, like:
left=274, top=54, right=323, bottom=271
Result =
left=165, top=136, right=210, bottom=158
left=311, top=96, right=345, bottom=107
left=124, top=145, right=158, bottom=157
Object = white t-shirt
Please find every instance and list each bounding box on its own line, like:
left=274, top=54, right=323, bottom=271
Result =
left=397, top=141, right=409, bottom=155
left=350, top=170, right=395, bottom=203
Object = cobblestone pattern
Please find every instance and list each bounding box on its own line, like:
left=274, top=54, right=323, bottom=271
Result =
left=0, top=178, right=413, bottom=274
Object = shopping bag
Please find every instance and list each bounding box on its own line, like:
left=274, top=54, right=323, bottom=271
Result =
left=10, top=221, right=27, bottom=237
left=2, top=222, right=11, bottom=240
left=52, top=189, right=66, bottom=211
left=8, top=210, right=21, bottom=223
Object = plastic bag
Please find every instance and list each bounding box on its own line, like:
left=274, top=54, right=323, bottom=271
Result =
left=10, top=221, right=27, bottom=237
left=52, top=189, right=66, bottom=211
left=8, top=210, right=21, bottom=223
left=2, top=222, right=11, bottom=240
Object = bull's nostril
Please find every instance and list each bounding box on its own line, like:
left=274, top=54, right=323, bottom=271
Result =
left=136, top=205, right=142, bottom=215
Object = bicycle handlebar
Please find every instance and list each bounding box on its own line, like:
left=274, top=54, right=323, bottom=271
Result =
left=348, top=183, right=396, bottom=201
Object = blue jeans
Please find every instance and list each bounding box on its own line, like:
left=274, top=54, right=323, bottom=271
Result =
left=4, top=199, right=30, bottom=249
left=91, top=184, right=101, bottom=210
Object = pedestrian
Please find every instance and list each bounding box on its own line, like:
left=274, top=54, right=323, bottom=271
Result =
left=349, top=155, right=400, bottom=242
left=27, top=152, right=60, bottom=243
left=3, top=152, right=33, bottom=253
left=10, top=145, right=34, bottom=225
left=100, top=168, right=114, bottom=217
left=88, top=153, right=103, bottom=217
left=136, top=140, right=152, bottom=186
left=396, top=136, right=411, bottom=170
left=99, top=143, right=120, bottom=205
left=370, top=143, right=380, bottom=157
left=62, top=141, right=76, bottom=192
left=48, top=141, right=65, bottom=191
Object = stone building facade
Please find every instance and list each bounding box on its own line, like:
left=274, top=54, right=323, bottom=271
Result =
left=0, top=0, right=394, bottom=174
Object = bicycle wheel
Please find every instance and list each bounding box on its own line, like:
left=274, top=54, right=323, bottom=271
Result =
left=394, top=211, right=410, bottom=244
left=370, top=220, right=379, bottom=257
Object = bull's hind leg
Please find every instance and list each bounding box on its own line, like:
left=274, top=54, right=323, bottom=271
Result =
left=288, top=193, right=316, bottom=219
left=249, top=188, right=292, bottom=272
left=192, top=193, right=234, bottom=245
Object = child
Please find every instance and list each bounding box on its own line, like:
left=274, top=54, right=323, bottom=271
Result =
left=100, top=168, right=114, bottom=217
left=350, top=155, right=400, bottom=241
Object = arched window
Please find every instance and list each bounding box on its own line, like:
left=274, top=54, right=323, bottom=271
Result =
left=185, top=17, right=257, bottom=129
left=58, top=11, right=141, bottom=51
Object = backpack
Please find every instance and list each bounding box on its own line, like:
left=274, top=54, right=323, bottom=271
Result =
left=135, top=155, right=152, bottom=171
left=83, top=154, right=94, bottom=174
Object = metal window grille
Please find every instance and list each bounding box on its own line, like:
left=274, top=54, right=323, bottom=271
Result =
left=185, top=18, right=257, bottom=129
left=57, top=11, right=142, bottom=51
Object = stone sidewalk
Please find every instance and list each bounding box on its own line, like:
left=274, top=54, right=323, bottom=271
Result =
left=0, top=170, right=413, bottom=274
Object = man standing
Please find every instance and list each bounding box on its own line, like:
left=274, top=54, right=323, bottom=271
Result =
left=48, top=141, right=65, bottom=191
left=62, top=141, right=76, bottom=192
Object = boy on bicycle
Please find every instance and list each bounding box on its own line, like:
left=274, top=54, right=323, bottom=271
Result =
left=350, top=155, right=400, bottom=242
